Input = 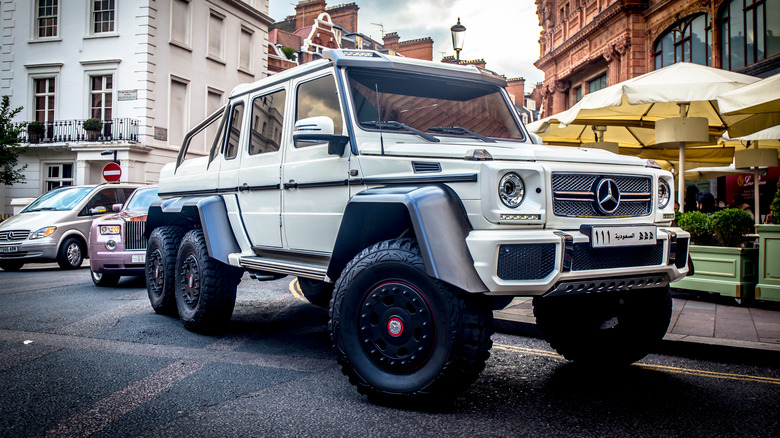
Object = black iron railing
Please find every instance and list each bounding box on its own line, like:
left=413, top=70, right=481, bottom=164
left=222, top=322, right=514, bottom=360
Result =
left=15, top=118, right=140, bottom=144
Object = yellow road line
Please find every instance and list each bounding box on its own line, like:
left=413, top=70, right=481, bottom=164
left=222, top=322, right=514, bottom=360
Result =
left=493, top=342, right=780, bottom=385
left=289, top=278, right=306, bottom=302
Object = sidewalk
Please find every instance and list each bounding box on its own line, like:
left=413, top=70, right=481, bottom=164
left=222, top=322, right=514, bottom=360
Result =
left=493, top=290, right=780, bottom=354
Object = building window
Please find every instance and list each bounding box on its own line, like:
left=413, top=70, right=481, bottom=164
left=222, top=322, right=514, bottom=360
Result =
left=208, top=11, right=225, bottom=60
left=36, top=0, right=58, bottom=38
left=574, top=86, right=582, bottom=102
left=92, top=0, right=115, bottom=34
left=588, top=74, right=607, bottom=93
left=45, top=163, right=73, bottom=191
left=171, top=0, right=191, bottom=47
left=34, top=78, right=55, bottom=124
left=239, top=28, right=254, bottom=72
left=204, top=88, right=224, bottom=153
left=653, top=14, right=711, bottom=69
left=169, top=78, right=189, bottom=147
left=90, top=75, right=113, bottom=121
left=720, top=0, right=780, bottom=71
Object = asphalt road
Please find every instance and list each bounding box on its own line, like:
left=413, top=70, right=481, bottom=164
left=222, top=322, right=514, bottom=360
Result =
left=0, top=265, right=778, bottom=437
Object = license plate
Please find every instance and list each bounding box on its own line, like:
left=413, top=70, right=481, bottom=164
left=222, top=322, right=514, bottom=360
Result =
left=0, top=246, right=19, bottom=253
left=131, top=254, right=146, bottom=263
left=590, top=225, right=657, bottom=248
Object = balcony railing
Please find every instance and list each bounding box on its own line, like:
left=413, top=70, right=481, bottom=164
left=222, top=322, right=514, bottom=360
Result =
left=14, top=118, right=140, bottom=144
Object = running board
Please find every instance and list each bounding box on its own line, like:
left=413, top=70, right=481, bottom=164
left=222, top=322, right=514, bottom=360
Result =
left=239, top=256, right=328, bottom=281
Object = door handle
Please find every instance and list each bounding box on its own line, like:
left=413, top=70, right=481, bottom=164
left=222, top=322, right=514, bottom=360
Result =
left=284, top=179, right=298, bottom=189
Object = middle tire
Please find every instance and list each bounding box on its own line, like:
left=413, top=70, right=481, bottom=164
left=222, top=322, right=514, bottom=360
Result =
left=174, top=229, right=242, bottom=332
left=330, top=238, right=493, bottom=402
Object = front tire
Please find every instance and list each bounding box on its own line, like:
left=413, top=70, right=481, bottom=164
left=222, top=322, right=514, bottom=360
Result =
left=91, top=269, right=120, bottom=287
left=145, top=226, right=185, bottom=315
left=330, top=238, right=493, bottom=402
left=533, top=286, right=673, bottom=365
left=57, top=237, right=84, bottom=269
left=174, top=229, right=242, bottom=332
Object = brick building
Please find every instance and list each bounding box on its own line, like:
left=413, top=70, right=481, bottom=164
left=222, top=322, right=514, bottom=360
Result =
left=534, top=0, right=780, bottom=117
left=268, top=0, right=435, bottom=74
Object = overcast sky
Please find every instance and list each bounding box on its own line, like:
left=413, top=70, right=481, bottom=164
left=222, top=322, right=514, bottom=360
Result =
left=268, top=0, right=545, bottom=86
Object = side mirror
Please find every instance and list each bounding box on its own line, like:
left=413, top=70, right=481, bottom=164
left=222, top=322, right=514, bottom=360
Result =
left=89, top=206, right=108, bottom=215
left=293, top=116, right=350, bottom=156
left=112, top=203, right=122, bottom=212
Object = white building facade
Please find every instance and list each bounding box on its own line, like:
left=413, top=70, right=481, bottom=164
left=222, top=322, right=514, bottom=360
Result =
left=0, top=0, right=272, bottom=216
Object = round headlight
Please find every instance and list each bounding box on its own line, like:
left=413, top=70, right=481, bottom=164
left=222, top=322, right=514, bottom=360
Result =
left=105, top=239, right=117, bottom=251
left=499, top=172, right=525, bottom=208
left=658, top=179, right=671, bottom=209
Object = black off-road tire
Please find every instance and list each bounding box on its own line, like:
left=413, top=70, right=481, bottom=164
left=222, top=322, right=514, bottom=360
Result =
left=146, top=226, right=186, bottom=315
left=91, top=268, right=120, bottom=287
left=57, top=237, right=84, bottom=269
left=533, top=286, right=673, bottom=365
left=0, top=261, right=24, bottom=271
left=174, top=229, right=242, bottom=333
left=298, top=277, right=334, bottom=307
left=329, top=238, right=493, bottom=403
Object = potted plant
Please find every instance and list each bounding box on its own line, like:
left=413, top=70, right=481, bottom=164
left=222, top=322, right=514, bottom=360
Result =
left=83, top=118, right=102, bottom=140
left=27, top=121, right=45, bottom=143
left=755, top=184, right=780, bottom=302
left=674, top=208, right=757, bottom=302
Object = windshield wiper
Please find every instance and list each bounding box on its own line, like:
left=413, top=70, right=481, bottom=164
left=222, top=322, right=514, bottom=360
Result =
left=361, top=121, right=440, bottom=143
left=429, top=126, right=496, bottom=143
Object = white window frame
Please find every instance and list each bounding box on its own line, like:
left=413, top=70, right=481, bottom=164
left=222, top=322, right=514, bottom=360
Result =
left=32, top=76, right=56, bottom=124
left=33, top=0, right=60, bottom=41
left=43, top=162, right=75, bottom=192
left=88, top=73, right=114, bottom=122
left=89, top=0, right=117, bottom=36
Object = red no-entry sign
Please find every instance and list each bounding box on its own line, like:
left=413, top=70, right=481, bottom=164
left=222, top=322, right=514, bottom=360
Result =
left=102, top=162, right=122, bottom=182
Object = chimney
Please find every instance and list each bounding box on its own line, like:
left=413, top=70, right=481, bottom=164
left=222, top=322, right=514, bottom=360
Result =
left=295, top=0, right=327, bottom=29
left=506, top=77, right=526, bottom=104
left=383, top=32, right=400, bottom=51
left=327, top=3, right=359, bottom=34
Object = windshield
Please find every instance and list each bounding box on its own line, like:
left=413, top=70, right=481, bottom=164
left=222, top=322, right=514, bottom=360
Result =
left=22, top=186, right=94, bottom=212
left=347, top=68, right=525, bottom=141
left=123, top=187, right=159, bottom=213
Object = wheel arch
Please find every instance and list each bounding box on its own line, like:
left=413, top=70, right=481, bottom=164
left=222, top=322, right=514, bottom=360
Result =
left=328, top=185, right=488, bottom=293
left=145, top=195, right=240, bottom=264
left=57, top=230, right=88, bottom=257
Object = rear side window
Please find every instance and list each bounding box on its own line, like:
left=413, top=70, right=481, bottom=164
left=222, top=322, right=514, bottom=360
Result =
left=224, top=103, right=245, bottom=159
left=295, top=75, right=343, bottom=146
left=250, top=89, right=286, bottom=155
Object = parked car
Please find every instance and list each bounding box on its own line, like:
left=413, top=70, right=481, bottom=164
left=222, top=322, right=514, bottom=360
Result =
left=88, top=186, right=159, bottom=286
left=0, top=183, right=142, bottom=271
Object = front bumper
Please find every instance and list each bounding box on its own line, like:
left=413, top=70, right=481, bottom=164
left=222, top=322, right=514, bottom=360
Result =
left=0, top=238, right=59, bottom=263
left=466, top=227, right=690, bottom=296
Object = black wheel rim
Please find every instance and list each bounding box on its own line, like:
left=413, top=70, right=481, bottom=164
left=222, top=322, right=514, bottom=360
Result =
left=179, top=253, right=201, bottom=310
left=148, top=248, right=165, bottom=297
left=359, top=281, right=436, bottom=373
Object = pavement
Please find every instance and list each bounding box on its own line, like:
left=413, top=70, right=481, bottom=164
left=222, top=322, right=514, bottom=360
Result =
left=493, top=289, right=780, bottom=357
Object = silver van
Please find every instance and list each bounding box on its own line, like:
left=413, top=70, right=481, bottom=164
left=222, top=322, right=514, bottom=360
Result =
left=0, top=183, right=141, bottom=271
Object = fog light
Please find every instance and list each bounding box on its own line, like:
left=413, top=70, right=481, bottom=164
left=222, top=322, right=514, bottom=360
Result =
left=105, top=240, right=117, bottom=251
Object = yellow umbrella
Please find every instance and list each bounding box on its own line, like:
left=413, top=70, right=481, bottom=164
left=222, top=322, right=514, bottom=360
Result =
left=717, top=73, right=780, bottom=138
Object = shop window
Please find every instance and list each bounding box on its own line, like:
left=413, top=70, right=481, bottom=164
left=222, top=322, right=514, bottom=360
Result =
left=653, top=13, right=711, bottom=69
left=719, top=0, right=780, bottom=71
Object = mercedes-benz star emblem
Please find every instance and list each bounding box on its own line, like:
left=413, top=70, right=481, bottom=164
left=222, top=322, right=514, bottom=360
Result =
left=595, top=178, right=621, bottom=214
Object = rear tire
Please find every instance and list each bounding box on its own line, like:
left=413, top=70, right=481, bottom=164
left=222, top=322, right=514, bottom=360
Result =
left=0, top=261, right=24, bottom=271
left=145, top=226, right=185, bottom=315
left=533, top=286, right=672, bottom=365
left=57, top=237, right=84, bottom=269
left=91, top=269, right=120, bottom=287
left=174, top=229, right=242, bottom=332
left=330, top=238, right=493, bottom=403
left=298, top=277, right=334, bottom=307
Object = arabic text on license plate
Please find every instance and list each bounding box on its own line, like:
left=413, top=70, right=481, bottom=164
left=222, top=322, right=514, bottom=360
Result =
left=591, top=225, right=657, bottom=248
left=132, top=254, right=146, bottom=263
left=0, top=246, right=19, bottom=253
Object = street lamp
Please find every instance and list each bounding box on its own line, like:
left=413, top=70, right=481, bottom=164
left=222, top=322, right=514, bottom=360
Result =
left=450, top=17, right=466, bottom=62
left=101, top=149, right=118, bottom=164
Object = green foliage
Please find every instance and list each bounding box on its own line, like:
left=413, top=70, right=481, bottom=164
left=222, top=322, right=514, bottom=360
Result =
left=0, top=96, right=28, bottom=185
left=280, top=47, right=297, bottom=61
left=83, top=118, right=103, bottom=131
left=770, top=184, right=780, bottom=225
left=27, top=121, right=45, bottom=134
left=710, top=208, right=754, bottom=247
left=677, top=211, right=712, bottom=245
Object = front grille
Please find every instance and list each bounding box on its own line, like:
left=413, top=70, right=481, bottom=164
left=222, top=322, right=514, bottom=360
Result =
left=497, top=243, right=556, bottom=280
left=571, top=241, right=664, bottom=271
left=0, top=230, right=30, bottom=242
left=552, top=173, right=652, bottom=218
left=124, top=220, right=147, bottom=250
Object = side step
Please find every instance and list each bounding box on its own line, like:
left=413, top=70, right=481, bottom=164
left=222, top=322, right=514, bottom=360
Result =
left=239, top=248, right=329, bottom=281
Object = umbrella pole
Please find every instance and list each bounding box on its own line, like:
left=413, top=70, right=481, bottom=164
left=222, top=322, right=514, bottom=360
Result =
left=754, top=167, right=761, bottom=226
left=679, top=143, right=686, bottom=212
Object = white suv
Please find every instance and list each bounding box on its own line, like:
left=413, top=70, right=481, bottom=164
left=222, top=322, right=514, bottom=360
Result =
left=145, top=50, right=690, bottom=402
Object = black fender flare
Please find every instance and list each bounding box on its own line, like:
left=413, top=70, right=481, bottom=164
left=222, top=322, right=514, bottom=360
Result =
left=145, top=195, right=240, bottom=264
left=328, top=185, right=488, bottom=293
